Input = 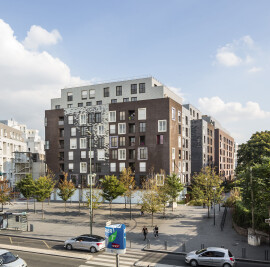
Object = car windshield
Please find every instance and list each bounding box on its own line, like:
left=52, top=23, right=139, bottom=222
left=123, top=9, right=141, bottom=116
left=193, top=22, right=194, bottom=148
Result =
left=196, top=248, right=206, bottom=255
left=0, top=252, right=17, bottom=264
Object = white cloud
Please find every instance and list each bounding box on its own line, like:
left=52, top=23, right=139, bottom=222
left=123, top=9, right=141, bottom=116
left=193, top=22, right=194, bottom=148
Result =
left=168, top=86, right=185, bottom=101
left=248, top=67, right=262, bottom=73
left=216, top=50, right=242, bottom=67
left=0, top=19, right=87, bottom=137
left=22, top=25, right=62, bottom=51
left=198, top=96, right=270, bottom=143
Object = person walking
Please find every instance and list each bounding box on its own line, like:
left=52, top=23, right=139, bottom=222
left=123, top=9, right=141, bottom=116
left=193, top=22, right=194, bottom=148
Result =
left=154, top=225, right=159, bottom=238
left=142, top=226, right=148, bottom=241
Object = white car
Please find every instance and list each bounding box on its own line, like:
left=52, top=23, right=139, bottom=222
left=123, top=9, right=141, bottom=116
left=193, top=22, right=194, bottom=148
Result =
left=0, top=250, right=27, bottom=267
left=64, top=234, right=105, bottom=253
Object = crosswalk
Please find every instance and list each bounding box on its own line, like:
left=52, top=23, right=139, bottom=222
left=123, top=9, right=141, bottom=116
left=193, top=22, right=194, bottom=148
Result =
left=79, top=249, right=185, bottom=267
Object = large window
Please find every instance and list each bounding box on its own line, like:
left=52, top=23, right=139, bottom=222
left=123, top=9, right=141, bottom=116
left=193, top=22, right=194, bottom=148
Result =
left=138, top=147, right=148, bottom=160
left=116, top=86, right=122, bottom=96
left=71, top=127, right=76, bottom=137
left=138, top=108, right=146, bottom=120
left=120, top=111, right=125, bottom=120
left=89, top=89, right=95, bottom=98
left=81, top=90, right=87, bottom=99
left=119, top=162, right=125, bottom=172
left=96, top=101, right=102, bottom=105
left=110, top=125, right=116, bottom=134
left=172, top=108, right=176, bottom=120
left=118, top=123, right=126, bottom=134
left=178, top=111, right=181, bottom=123
left=79, top=114, right=87, bottom=125
left=158, top=120, right=167, bottom=132
left=97, top=149, right=105, bottom=161
left=98, top=138, right=104, bottom=148
left=139, top=83, right=145, bottom=93
left=98, top=125, right=105, bottom=135
left=81, top=151, right=86, bottom=159
left=157, top=135, right=163, bottom=144
left=109, top=111, right=116, bottom=122
left=131, top=84, right=137, bottom=94
left=111, top=150, right=117, bottom=159
left=118, top=149, right=126, bottom=160
left=68, top=115, right=73, bottom=124
left=104, top=87, right=109, bottom=97
left=172, top=148, right=175, bottom=160
left=67, top=92, right=73, bottom=101
left=140, top=162, right=146, bottom=172
left=119, top=137, right=125, bottom=146
left=110, top=136, right=118, bottom=148
left=80, top=138, right=87, bottom=149
left=70, top=138, right=77, bottom=149
left=68, top=151, right=73, bottom=160
left=88, top=113, right=94, bottom=123
left=139, top=122, right=146, bottom=132
left=110, top=163, right=116, bottom=172
left=95, top=113, right=101, bottom=123
left=123, top=98, right=129, bottom=102
left=68, top=163, right=74, bottom=171
left=80, top=162, right=87, bottom=173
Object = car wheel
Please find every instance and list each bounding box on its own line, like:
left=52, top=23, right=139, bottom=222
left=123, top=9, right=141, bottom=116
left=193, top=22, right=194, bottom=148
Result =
left=190, top=260, right=198, bottom=267
left=66, top=244, right=72, bottom=250
left=223, top=264, right=231, bottom=267
left=90, top=246, right=97, bottom=253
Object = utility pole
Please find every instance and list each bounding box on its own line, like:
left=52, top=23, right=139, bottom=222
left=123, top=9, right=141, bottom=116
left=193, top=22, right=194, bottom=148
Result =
left=250, top=166, right=255, bottom=232
left=87, top=131, right=93, bottom=235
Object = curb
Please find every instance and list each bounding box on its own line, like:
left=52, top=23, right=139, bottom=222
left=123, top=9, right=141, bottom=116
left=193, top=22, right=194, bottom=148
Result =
left=143, top=248, right=270, bottom=264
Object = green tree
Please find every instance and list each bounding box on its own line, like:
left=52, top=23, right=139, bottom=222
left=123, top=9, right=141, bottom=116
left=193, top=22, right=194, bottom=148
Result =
left=16, top=174, right=35, bottom=211
left=86, top=189, right=101, bottom=222
left=141, top=177, right=163, bottom=226
left=100, top=175, right=126, bottom=216
left=191, top=166, right=224, bottom=218
left=34, top=175, right=55, bottom=219
left=0, top=178, right=11, bottom=211
left=165, top=173, right=184, bottom=211
left=119, top=167, right=136, bottom=209
left=157, top=184, right=170, bottom=218
left=58, top=172, right=76, bottom=212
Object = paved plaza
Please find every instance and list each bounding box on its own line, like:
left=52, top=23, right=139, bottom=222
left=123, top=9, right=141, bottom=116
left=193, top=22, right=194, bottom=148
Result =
left=1, top=199, right=269, bottom=262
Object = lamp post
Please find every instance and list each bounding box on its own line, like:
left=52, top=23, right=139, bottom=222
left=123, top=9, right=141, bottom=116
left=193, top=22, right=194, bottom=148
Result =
left=129, top=185, right=132, bottom=220
left=213, top=186, right=216, bottom=226
left=86, top=130, right=93, bottom=235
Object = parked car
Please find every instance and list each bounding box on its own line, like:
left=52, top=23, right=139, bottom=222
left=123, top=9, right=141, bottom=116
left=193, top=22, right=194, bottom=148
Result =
left=0, top=249, right=27, bottom=267
left=185, top=247, right=235, bottom=267
left=64, top=234, right=105, bottom=253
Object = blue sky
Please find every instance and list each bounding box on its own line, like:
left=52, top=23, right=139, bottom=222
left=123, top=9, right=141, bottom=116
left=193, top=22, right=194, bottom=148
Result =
left=0, top=0, right=270, bottom=143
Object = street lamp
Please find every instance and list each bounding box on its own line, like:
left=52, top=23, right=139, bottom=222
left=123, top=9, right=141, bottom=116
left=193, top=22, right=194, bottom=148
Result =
left=129, top=185, right=132, bottom=220
left=86, top=130, right=93, bottom=235
left=213, top=186, right=216, bottom=226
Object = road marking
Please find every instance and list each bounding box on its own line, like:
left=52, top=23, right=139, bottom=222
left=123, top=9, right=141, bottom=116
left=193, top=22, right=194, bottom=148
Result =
left=42, top=240, right=50, bottom=249
left=9, top=237, right=12, bottom=244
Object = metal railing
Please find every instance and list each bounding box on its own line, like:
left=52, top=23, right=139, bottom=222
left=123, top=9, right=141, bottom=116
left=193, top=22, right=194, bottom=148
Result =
left=220, top=206, right=227, bottom=231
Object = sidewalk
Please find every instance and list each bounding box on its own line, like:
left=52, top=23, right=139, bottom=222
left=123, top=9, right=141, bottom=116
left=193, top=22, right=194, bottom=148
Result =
left=1, top=200, right=269, bottom=262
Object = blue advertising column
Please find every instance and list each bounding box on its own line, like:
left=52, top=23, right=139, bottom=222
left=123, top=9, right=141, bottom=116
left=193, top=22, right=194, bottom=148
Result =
left=105, top=224, right=126, bottom=254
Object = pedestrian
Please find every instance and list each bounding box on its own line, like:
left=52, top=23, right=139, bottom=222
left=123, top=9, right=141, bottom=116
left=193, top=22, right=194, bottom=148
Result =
left=142, top=226, right=148, bottom=241
left=154, top=225, right=159, bottom=237
left=140, top=207, right=144, bottom=216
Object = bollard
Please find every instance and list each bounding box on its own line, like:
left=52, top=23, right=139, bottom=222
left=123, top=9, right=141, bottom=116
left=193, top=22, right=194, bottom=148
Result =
left=265, top=250, right=269, bottom=261
left=130, top=240, right=132, bottom=248
left=242, top=248, right=246, bottom=258
left=30, top=224, right=34, bottom=232
left=182, top=243, right=186, bottom=252
left=164, top=241, right=167, bottom=250
left=147, top=239, right=150, bottom=249
left=201, top=244, right=204, bottom=249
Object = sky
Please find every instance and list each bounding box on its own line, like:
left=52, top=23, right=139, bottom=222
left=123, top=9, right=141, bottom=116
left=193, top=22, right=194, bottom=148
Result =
left=0, top=0, right=270, bottom=144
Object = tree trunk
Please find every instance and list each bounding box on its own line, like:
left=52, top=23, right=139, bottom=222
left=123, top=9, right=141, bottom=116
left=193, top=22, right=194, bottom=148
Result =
left=65, top=201, right=67, bottom=212
left=151, top=211, right=154, bottom=227
left=124, top=196, right=127, bottom=209
left=110, top=201, right=112, bottom=216
left=207, top=205, right=210, bottom=218
left=42, top=201, right=44, bottom=219
left=163, top=204, right=166, bottom=218
left=27, top=198, right=29, bottom=211
left=34, top=199, right=36, bottom=213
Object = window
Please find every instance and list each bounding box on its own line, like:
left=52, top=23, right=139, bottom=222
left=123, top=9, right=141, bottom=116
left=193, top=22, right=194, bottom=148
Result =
left=89, top=89, right=95, bottom=98
left=185, top=116, right=188, bottom=125
left=71, top=127, right=76, bottom=136
left=68, top=115, right=73, bottom=124
left=119, top=137, right=125, bottom=146
left=139, top=83, right=145, bottom=93
left=98, top=138, right=104, bottom=148
left=81, top=151, right=86, bottom=159
left=88, top=113, right=94, bottom=123
left=129, top=124, right=135, bottom=133
left=67, top=104, right=72, bottom=108
left=140, top=136, right=145, bottom=145
left=178, top=161, right=181, bottom=172
left=104, top=87, right=109, bottom=97
left=178, top=111, right=181, bottom=123
left=118, top=149, right=126, bottom=160
left=178, top=136, right=181, bottom=147
left=67, top=92, right=73, bottom=101
left=172, top=108, right=176, bottom=120
left=70, top=138, right=77, bottom=149
left=78, top=103, right=83, bottom=107
left=116, top=86, right=122, bottom=96
left=111, top=99, right=117, bottom=103
left=186, top=128, right=188, bottom=137
left=129, top=136, right=135, bottom=146
left=110, top=163, right=116, bottom=172
left=178, top=125, right=181, bottom=134
left=86, top=102, right=92, bottom=106
left=45, top=141, right=49, bottom=149
left=79, top=114, right=87, bottom=125
left=111, top=150, right=117, bottom=159
left=109, top=111, right=116, bottom=122
left=96, top=101, right=102, bottom=105
left=80, top=138, right=87, bottom=149
left=81, top=90, right=87, bottom=99
left=157, top=135, right=163, bottom=144
left=119, top=162, right=125, bottom=172
left=118, top=123, right=126, bottom=134
left=139, top=122, right=146, bottom=132
left=138, top=147, right=147, bottom=160
left=98, top=125, right=105, bottom=135
left=80, top=162, right=87, bottom=173
left=129, top=149, right=135, bottom=160
left=172, top=162, right=175, bottom=172
left=69, top=163, right=74, bottom=171
left=172, top=148, right=175, bottom=160
left=131, top=97, right=137, bottom=102
left=97, top=149, right=105, bottom=161
left=123, top=98, right=129, bottom=102
left=110, top=124, right=116, bottom=134
left=96, top=163, right=102, bottom=172
left=110, top=136, right=118, bottom=148
left=140, top=162, right=146, bottom=172
left=95, top=113, right=101, bottom=123
left=55, top=105, right=60, bottom=109
left=68, top=151, right=74, bottom=160
left=120, top=111, right=125, bottom=120
left=158, top=120, right=167, bottom=132
left=131, top=84, right=137, bottom=94
left=138, top=108, right=146, bottom=120
left=156, top=174, right=164, bottom=186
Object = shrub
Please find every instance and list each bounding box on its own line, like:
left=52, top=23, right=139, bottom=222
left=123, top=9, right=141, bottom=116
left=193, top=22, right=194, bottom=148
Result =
left=187, top=199, right=203, bottom=206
